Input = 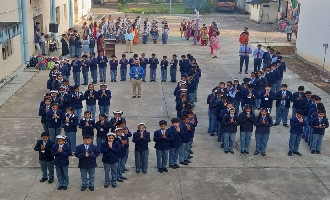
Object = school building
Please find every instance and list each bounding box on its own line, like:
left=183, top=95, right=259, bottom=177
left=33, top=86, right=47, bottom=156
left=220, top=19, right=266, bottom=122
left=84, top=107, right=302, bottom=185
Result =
left=296, top=0, right=330, bottom=71
left=0, top=0, right=91, bottom=82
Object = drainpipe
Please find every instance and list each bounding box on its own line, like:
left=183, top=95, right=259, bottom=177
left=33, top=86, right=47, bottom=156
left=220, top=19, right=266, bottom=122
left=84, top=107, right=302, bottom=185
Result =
left=18, top=0, right=29, bottom=63
left=69, top=0, right=74, bottom=27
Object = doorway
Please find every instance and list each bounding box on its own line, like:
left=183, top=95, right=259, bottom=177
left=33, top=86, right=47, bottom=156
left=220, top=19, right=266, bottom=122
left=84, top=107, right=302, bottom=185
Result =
left=33, top=14, right=44, bottom=33
left=261, top=5, right=270, bottom=23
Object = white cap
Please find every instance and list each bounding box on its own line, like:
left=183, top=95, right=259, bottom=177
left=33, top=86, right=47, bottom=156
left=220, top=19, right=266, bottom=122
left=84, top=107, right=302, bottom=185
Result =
left=113, top=111, right=123, bottom=115
left=50, top=90, right=58, bottom=93
left=106, top=133, right=116, bottom=137
left=56, top=135, right=65, bottom=139
left=180, top=89, right=187, bottom=91
left=115, top=127, right=123, bottom=132
left=138, top=123, right=146, bottom=127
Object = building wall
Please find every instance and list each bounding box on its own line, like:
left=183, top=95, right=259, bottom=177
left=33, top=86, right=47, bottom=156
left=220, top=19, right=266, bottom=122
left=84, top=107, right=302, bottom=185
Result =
left=250, top=4, right=261, bottom=22
left=296, top=0, right=330, bottom=70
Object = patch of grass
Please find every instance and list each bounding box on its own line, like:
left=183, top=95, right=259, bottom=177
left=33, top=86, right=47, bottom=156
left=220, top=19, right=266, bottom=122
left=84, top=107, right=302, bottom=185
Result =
left=121, top=3, right=185, bottom=14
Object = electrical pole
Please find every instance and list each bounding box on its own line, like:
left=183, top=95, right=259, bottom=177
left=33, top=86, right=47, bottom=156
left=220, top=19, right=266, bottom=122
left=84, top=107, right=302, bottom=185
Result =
left=170, top=0, right=172, bottom=14
left=194, top=9, right=200, bottom=45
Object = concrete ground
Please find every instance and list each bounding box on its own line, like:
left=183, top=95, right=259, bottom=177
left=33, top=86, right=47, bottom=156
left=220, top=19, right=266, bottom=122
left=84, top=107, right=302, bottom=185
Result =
left=1, top=11, right=330, bottom=200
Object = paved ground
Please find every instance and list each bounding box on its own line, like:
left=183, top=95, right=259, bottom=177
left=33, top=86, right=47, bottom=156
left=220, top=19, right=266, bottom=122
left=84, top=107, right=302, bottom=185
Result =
left=1, top=10, right=330, bottom=200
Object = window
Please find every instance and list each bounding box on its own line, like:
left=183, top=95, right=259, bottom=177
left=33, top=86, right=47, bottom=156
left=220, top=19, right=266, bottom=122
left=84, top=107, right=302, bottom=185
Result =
left=63, top=4, right=67, bottom=20
left=2, top=39, right=13, bottom=60
left=56, top=6, right=60, bottom=24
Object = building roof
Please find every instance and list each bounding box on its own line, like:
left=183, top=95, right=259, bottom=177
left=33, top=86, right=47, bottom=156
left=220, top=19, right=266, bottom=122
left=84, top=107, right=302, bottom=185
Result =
left=0, top=22, right=21, bottom=44
left=246, top=0, right=277, bottom=4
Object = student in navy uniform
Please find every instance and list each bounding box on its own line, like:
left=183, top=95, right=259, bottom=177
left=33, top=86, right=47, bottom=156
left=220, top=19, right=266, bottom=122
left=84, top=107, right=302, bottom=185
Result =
left=79, top=111, right=95, bottom=142
left=239, top=105, right=255, bottom=154
left=254, top=108, right=273, bottom=156
left=139, top=53, right=149, bottom=82
left=117, top=120, right=132, bottom=173
left=149, top=53, right=159, bottom=82
left=170, top=54, right=178, bottom=83
left=90, top=53, right=98, bottom=84
left=270, top=64, right=280, bottom=92
left=308, top=103, right=325, bottom=147
left=187, top=72, right=197, bottom=107
left=58, top=86, right=71, bottom=113
left=81, top=55, right=90, bottom=86
left=218, top=101, right=233, bottom=145
left=51, top=135, right=72, bottom=190
left=109, top=111, right=126, bottom=132
left=51, top=73, right=62, bottom=91
left=291, top=86, right=305, bottom=118
left=207, top=88, right=216, bottom=133
left=225, top=81, right=236, bottom=109
left=176, top=95, right=187, bottom=119
left=71, top=55, right=82, bottom=86
left=47, top=75, right=57, bottom=90
left=209, top=90, right=223, bottom=136
left=119, top=54, right=129, bottom=81
left=154, top=120, right=174, bottom=173
left=232, top=78, right=241, bottom=112
left=63, top=107, right=79, bottom=154
left=101, top=133, right=120, bottom=188
left=288, top=109, right=305, bottom=156
left=168, top=118, right=183, bottom=169
left=97, top=51, right=108, bottom=83
left=89, top=36, right=96, bottom=57
left=50, top=90, right=62, bottom=106
left=311, top=110, right=329, bottom=154
left=274, top=84, right=292, bottom=127
left=299, top=91, right=312, bottom=140
left=34, top=132, right=55, bottom=183
left=305, top=95, right=318, bottom=144
left=97, top=83, right=112, bottom=116
left=129, top=54, right=139, bottom=70
left=109, top=55, right=118, bottom=82
left=179, top=55, right=187, bottom=78
left=241, top=84, right=257, bottom=112
left=83, top=84, right=97, bottom=120
left=75, top=135, right=100, bottom=191
left=71, top=85, right=84, bottom=119
left=259, top=84, right=275, bottom=114
left=275, top=56, right=286, bottom=91
left=222, top=108, right=239, bottom=154
left=39, top=98, right=51, bottom=134
left=160, top=56, right=169, bottom=82
left=95, top=113, right=110, bottom=149
left=114, top=127, right=128, bottom=180
left=132, top=123, right=151, bottom=174
left=179, top=115, right=193, bottom=165
left=46, top=103, right=64, bottom=142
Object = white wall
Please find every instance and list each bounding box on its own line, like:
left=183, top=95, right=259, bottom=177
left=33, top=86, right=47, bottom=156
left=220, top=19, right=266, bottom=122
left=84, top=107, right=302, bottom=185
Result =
left=250, top=4, right=261, bottom=22
left=296, top=0, right=330, bottom=70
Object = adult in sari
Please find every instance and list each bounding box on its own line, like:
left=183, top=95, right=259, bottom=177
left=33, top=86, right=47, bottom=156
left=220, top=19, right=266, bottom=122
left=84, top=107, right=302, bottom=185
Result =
left=200, top=27, right=209, bottom=46
left=61, top=34, right=70, bottom=59
left=185, top=22, right=192, bottom=40
left=97, top=35, right=104, bottom=55
left=93, top=22, right=97, bottom=39
left=133, top=25, right=139, bottom=44
left=210, top=30, right=221, bottom=58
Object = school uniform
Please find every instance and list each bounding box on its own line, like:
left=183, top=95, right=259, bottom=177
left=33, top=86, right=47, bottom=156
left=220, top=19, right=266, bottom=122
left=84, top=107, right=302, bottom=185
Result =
left=253, top=48, right=264, bottom=72
left=270, top=69, right=280, bottom=92
left=139, top=57, right=149, bottom=81
left=89, top=38, right=96, bottom=56
left=109, top=117, right=126, bottom=132
left=119, top=58, right=129, bottom=81
left=150, top=29, right=159, bottom=43
left=79, top=118, right=95, bottom=142
left=34, top=139, right=55, bottom=180
left=241, top=88, right=257, bottom=111
left=176, top=100, right=185, bottom=119
left=51, top=79, right=62, bottom=91
left=276, top=62, right=286, bottom=92
left=142, top=31, right=149, bottom=44
left=226, top=87, right=237, bottom=107
left=110, top=60, right=118, bottom=81
left=170, top=58, right=178, bottom=82
left=51, top=96, right=63, bottom=108
left=71, top=91, right=84, bottom=118
left=51, top=143, right=72, bottom=188
left=72, top=59, right=82, bottom=86
left=62, top=113, right=79, bottom=152
left=154, top=129, right=174, bottom=169
left=97, top=55, right=108, bottom=82
left=69, top=37, right=76, bottom=58
left=207, top=93, right=215, bottom=133
left=97, top=89, right=111, bottom=116
left=47, top=78, right=55, bottom=90
left=149, top=57, right=159, bottom=81
left=291, top=92, right=305, bottom=118
left=179, top=122, right=194, bottom=163
left=275, top=90, right=292, bottom=125
left=46, top=109, right=64, bottom=141
left=288, top=116, right=305, bottom=154
left=187, top=78, right=197, bottom=107
left=75, top=39, right=82, bottom=58
left=75, top=143, right=100, bottom=188
left=255, top=114, right=273, bottom=154
left=160, top=60, right=169, bottom=81
left=58, top=92, right=71, bottom=113
left=239, top=111, right=255, bottom=153
left=81, top=59, right=90, bottom=85
left=39, top=104, right=51, bottom=133
left=311, top=117, right=329, bottom=153
left=122, top=127, right=132, bottom=172
left=90, top=56, right=98, bottom=83
left=162, top=28, right=169, bottom=44
left=132, top=130, right=151, bottom=172
left=258, top=90, right=276, bottom=113
left=179, top=59, right=187, bottom=77
left=83, top=90, right=97, bottom=119
left=100, top=140, right=120, bottom=187
left=233, top=84, right=242, bottom=111
left=116, top=135, right=127, bottom=180
left=95, top=120, right=110, bottom=148
left=222, top=114, right=239, bottom=153
left=306, top=103, right=317, bottom=144
left=168, top=126, right=183, bottom=167
left=209, top=96, right=224, bottom=135
left=300, top=97, right=312, bottom=139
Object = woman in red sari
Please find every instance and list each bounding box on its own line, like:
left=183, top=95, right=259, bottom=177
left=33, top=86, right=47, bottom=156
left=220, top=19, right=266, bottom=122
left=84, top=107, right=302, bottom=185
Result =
left=93, top=22, right=97, bottom=39
left=97, top=35, right=104, bottom=55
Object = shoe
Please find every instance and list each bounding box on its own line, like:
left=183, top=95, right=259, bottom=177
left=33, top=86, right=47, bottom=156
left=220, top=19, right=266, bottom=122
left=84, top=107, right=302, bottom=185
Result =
left=210, top=133, right=215, bottom=136
left=104, top=184, right=109, bottom=188
left=132, top=96, right=136, bottom=98
left=130, top=52, right=133, bottom=53
left=142, top=80, right=146, bottom=82
left=288, top=152, right=292, bottom=156
left=164, top=80, right=166, bottom=82
left=238, top=72, right=242, bottom=74
left=273, top=123, right=279, bottom=126
left=185, top=160, right=191, bottom=163
left=112, top=184, right=117, bottom=188
left=121, top=176, right=128, bottom=180
left=169, top=165, right=175, bottom=169
left=40, top=178, right=48, bottom=182
left=283, top=124, right=289, bottom=127
left=261, top=153, right=266, bottom=156
left=124, top=168, right=129, bottom=171
left=143, top=171, right=147, bottom=174
left=48, top=178, right=54, bottom=184
left=89, top=186, right=94, bottom=191
left=158, top=168, right=164, bottom=173
left=114, top=80, right=117, bottom=82
left=220, top=144, right=224, bottom=148
left=245, top=71, right=248, bottom=74
left=163, top=168, right=168, bottom=172
left=293, top=152, right=302, bottom=156
left=187, top=155, right=193, bottom=159
left=120, top=80, right=123, bottom=81
left=254, top=151, right=259, bottom=155
left=245, top=151, right=249, bottom=154
left=136, top=171, right=140, bottom=174
left=57, top=186, right=63, bottom=190
left=81, top=186, right=87, bottom=191
left=125, top=52, right=128, bottom=53
left=149, top=80, right=153, bottom=82
left=316, top=151, right=321, bottom=154
left=117, top=179, right=123, bottom=182
left=188, top=150, right=194, bottom=154
left=62, top=186, right=67, bottom=190
left=229, top=150, right=234, bottom=154
left=240, top=151, right=244, bottom=154
left=225, top=151, right=228, bottom=154
left=174, top=164, right=180, bottom=168
left=311, top=150, right=316, bottom=154
left=138, top=96, right=141, bottom=98
left=180, top=162, right=188, bottom=165
left=81, top=83, right=85, bottom=85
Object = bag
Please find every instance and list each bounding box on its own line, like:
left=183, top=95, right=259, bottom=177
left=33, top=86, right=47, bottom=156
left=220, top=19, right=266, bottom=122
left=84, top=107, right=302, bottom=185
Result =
left=48, top=61, right=55, bottom=70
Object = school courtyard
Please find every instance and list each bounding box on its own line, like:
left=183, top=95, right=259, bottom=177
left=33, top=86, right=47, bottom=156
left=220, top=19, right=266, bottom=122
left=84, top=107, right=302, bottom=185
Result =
left=0, top=11, right=330, bottom=200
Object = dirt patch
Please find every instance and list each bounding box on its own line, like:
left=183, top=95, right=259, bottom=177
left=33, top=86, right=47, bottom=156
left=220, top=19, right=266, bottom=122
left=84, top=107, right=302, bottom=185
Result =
left=272, top=46, right=296, bottom=55
left=285, top=56, right=330, bottom=94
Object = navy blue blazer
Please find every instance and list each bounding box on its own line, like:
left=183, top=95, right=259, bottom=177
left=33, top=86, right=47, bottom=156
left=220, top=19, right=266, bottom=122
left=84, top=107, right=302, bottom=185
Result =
left=139, top=57, right=149, bottom=68
left=95, top=120, right=110, bottom=138
left=62, top=114, right=79, bottom=132
left=311, top=117, right=329, bottom=135
left=170, top=59, right=178, bottom=69
left=81, top=59, right=90, bottom=72
left=101, top=141, right=120, bottom=164
left=70, top=92, right=84, bottom=109
left=51, top=143, right=72, bottom=167
left=255, top=115, right=273, bottom=134
left=109, top=59, right=118, bottom=70
left=109, top=117, right=126, bottom=132
left=290, top=117, right=305, bottom=134
left=39, top=104, right=51, bottom=124
left=160, top=60, right=169, bottom=69
left=168, top=126, right=183, bottom=148
left=241, top=88, right=257, bottom=106
left=116, top=136, right=127, bottom=158
left=97, top=90, right=111, bottom=106
left=275, top=90, right=292, bottom=108
left=132, top=130, right=151, bottom=151
left=259, top=90, right=276, bottom=108
left=222, top=114, right=239, bottom=133
left=97, top=56, right=108, bottom=68
left=71, top=60, right=82, bottom=72
left=149, top=58, right=159, bottom=69
left=153, top=129, right=174, bottom=150
left=179, top=122, right=193, bottom=143
left=79, top=118, right=95, bottom=136
left=291, top=92, right=305, bottom=109
left=122, top=127, right=132, bottom=148
left=75, top=144, right=100, bottom=168
left=89, top=57, right=98, bottom=70
left=84, top=90, right=98, bottom=106
left=239, top=111, right=255, bottom=132
left=34, top=139, right=55, bottom=162
left=119, top=58, right=128, bottom=69
left=46, top=109, right=65, bottom=128
left=58, top=92, right=72, bottom=112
